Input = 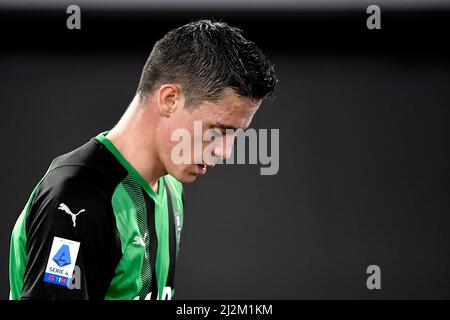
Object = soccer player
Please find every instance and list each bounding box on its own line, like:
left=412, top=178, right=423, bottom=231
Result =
left=9, top=20, right=277, bottom=300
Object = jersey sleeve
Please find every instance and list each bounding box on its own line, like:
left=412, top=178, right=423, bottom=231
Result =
left=20, top=172, right=121, bottom=300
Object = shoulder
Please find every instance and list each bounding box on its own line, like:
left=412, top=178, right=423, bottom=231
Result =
left=48, top=137, right=128, bottom=194
left=27, top=153, right=123, bottom=240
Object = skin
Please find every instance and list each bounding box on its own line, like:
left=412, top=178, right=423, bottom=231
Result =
left=106, top=85, right=261, bottom=192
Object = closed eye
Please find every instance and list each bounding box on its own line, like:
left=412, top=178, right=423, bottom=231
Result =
left=213, top=127, right=227, bottom=136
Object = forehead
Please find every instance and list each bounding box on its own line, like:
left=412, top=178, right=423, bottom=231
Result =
left=194, top=89, right=261, bottom=123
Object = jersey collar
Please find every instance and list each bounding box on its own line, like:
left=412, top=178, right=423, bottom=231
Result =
left=95, top=131, right=165, bottom=204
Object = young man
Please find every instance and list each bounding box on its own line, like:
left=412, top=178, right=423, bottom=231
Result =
left=9, top=20, right=277, bottom=300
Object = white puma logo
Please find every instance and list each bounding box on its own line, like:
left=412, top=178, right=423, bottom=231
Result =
left=132, top=233, right=148, bottom=258
left=58, top=203, right=86, bottom=227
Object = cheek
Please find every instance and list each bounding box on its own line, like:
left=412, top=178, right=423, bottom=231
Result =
left=154, top=125, right=177, bottom=166
left=157, top=127, right=170, bottom=150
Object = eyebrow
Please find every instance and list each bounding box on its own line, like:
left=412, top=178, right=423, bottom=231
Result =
left=216, top=121, right=249, bottom=130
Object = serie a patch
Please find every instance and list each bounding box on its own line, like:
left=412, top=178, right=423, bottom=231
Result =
left=43, top=236, right=80, bottom=287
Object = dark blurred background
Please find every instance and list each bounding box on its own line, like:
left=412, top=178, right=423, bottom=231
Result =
left=1, top=0, right=449, bottom=299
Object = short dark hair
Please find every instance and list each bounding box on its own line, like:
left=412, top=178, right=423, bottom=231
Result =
left=136, top=19, right=277, bottom=107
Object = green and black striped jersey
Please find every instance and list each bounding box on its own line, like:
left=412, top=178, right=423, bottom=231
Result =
left=9, top=131, right=184, bottom=300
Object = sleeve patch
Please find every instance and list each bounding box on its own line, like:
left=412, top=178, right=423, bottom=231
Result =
left=43, top=237, right=80, bottom=287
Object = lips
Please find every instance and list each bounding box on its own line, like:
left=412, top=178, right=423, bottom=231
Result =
left=195, top=164, right=207, bottom=175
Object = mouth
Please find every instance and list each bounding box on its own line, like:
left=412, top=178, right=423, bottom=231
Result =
left=195, top=164, right=207, bottom=175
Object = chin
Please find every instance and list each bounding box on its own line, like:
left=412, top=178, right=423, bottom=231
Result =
left=167, top=166, right=197, bottom=183
left=178, top=171, right=198, bottom=183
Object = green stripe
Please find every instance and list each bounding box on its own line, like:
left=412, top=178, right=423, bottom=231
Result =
left=9, top=162, right=54, bottom=300
left=106, top=182, right=143, bottom=300
left=155, top=184, right=170, bottom=300
left=122, top=176, right=152, bottom=299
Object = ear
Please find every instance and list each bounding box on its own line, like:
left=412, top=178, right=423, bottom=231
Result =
left=157, top=84, right=184, bottom=117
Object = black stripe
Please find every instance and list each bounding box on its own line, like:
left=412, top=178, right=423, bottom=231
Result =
left=144, top=195, right=158, bottom=300
left=164, top=178, right=177, bottom=290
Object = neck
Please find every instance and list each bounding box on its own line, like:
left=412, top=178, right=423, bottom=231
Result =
left=106, top=95, right=165, bottom=192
